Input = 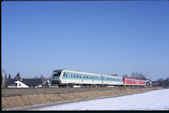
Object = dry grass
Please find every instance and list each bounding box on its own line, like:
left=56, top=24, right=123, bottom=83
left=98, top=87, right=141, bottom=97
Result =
left=2, top=87, right=163, bottom=109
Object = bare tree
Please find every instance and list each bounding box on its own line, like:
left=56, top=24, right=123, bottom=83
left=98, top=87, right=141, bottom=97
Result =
left=1, top=70, right=7, bottom=88
left=111, top=74, right=118, bottom=76
left=34, top=75, right=38, bottom=79
left=40, top=74, right=45, bottom=79
left=123, top=74, right=128, bottom=78
left=131, top=72, right=147, bottom=80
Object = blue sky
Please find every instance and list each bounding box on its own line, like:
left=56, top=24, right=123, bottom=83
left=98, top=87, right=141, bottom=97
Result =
left=2, top=1, right=169, bottom=81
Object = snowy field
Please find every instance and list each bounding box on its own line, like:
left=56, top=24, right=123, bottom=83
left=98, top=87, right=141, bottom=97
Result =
left=34, top=89, right=169, bottom=110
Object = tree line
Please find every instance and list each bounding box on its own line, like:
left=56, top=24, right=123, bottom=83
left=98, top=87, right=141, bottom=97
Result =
left=112, top=72, right=147, bottom=80
left=154, top=77, right=169, bottom=88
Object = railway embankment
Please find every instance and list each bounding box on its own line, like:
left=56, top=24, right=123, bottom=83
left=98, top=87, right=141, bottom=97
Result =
left=2, top=87, right=163, bottom=110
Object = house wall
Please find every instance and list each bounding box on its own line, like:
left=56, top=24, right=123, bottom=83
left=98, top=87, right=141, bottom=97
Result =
left=15, top=81, right=29, bottom=88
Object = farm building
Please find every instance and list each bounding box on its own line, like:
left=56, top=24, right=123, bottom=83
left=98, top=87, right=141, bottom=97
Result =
left=5, top=78, right=43, bottom=88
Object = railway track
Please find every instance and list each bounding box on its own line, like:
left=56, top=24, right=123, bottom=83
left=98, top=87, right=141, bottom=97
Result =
left=1, top=87, right=140, bottom=97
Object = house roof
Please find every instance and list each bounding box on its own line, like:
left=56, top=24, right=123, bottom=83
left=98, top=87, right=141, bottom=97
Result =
left=6, top=79, right=16, bottom=86
left=6, top=78, right=42, bottom=87
left=21, top=79, right=42, bottom=86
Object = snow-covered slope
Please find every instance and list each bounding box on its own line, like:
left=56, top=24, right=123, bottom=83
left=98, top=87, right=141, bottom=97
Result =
left=36, top=89, right=169, bottom=110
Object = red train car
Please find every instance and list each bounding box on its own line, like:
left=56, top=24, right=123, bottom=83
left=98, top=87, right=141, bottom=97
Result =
left=123, top=77, right=146, bottom=86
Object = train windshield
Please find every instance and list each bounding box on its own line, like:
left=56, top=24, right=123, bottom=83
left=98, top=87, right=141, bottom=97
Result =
left=52, top=71, right=61, bottom=80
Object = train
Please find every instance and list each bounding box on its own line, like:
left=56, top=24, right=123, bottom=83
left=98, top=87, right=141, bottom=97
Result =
left=51, top=69, right=152, bottom=87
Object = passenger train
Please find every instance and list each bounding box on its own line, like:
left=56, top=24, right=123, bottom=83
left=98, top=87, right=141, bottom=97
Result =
left=51, top=69, right=152, bottom=87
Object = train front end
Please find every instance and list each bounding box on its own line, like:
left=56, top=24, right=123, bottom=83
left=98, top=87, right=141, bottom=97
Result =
left=51, top=70, right=62, bottom=85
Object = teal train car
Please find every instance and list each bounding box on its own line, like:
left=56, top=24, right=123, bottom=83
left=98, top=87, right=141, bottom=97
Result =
left=51, top=69, right=123, bottom=87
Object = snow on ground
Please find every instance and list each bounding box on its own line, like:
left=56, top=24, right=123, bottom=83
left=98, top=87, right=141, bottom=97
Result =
left=35, top=89, right=169, bottom=110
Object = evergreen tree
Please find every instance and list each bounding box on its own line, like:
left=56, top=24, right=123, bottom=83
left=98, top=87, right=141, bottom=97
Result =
left=15, top=72, right=21, bottom=80
left=8, top=74, right=11, bottom=79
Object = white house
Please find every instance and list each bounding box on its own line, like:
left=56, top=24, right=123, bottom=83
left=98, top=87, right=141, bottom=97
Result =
left=6, top=78, right=43, bottom=88
left=14, top=80, right=29, bottom=88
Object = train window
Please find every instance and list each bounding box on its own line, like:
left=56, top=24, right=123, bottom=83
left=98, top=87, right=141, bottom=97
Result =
left=63, top=73, right=67, bottom=77
left=80, top=76, right=82, bottom=78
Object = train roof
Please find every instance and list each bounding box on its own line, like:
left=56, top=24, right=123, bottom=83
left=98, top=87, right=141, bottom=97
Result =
left=53, top=69, right=122, bottom=78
